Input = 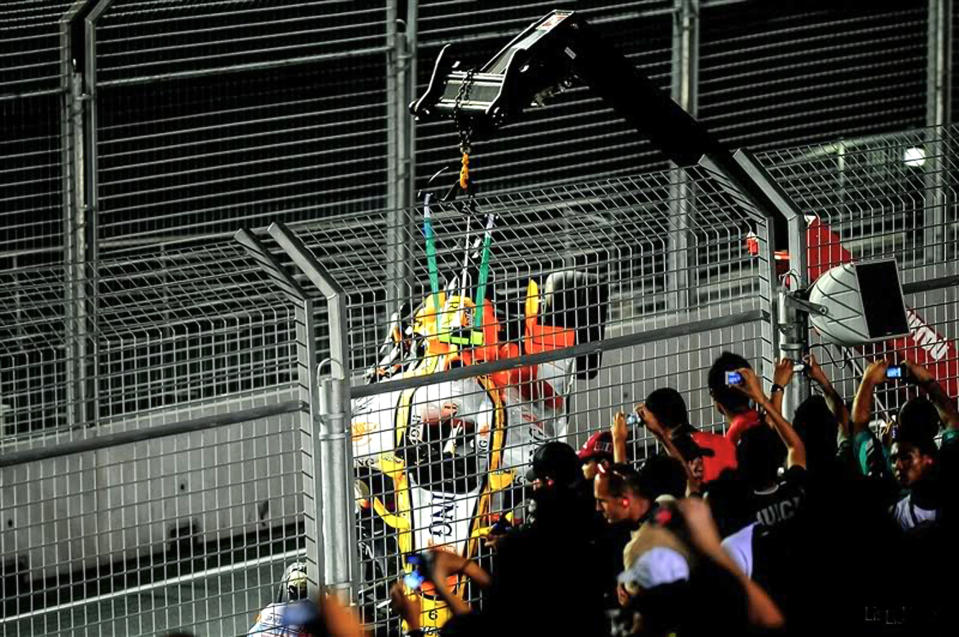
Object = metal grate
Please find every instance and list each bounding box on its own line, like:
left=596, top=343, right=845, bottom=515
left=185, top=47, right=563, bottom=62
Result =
left=757, top=125, right=959, bottom=418
left=0, top=241, right=298, bottom=443
left=95, top=0, right=388, bottom=85
left=699, top=1, right=928, bottom=150
left=0, top=94, right=64, bottom=270
left=95, top=59, right=389, bottom=250
left=0, top=0, right=71, bottom=98
left=0, top=409, right=306, bottom=637
left=274, top=164, right=778, bottom=633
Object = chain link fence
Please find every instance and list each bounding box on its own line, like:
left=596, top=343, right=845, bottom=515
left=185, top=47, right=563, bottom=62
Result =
left=1, top=1, right=957, bottom=635
left=757, top=124, right=959, bottom=421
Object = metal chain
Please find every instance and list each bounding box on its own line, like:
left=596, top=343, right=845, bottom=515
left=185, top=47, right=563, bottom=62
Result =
left=452, top=69, right=478, bottom=210
left=452, top=68, right=477, bottom=154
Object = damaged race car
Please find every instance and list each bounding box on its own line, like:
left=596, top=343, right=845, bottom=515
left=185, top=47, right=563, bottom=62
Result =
left=350, top=194, right=608, bottom=633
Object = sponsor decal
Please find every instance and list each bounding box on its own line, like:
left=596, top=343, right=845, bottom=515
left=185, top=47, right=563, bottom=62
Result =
left=428, top=494, right=458, bottom=538
left=351, top=421, right=376, bottom=445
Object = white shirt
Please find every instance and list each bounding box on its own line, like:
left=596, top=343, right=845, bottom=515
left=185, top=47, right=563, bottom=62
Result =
left=721, top=522, right=758, bottom=579
left=892, top=493, right=938, bottom=531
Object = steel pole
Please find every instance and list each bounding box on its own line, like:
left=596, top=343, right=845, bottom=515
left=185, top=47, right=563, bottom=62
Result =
left=666, top=0, right=699, bottom=312
left=924, top=0, right=953, bottom=265
left=386, top=2, right=417, bottom=318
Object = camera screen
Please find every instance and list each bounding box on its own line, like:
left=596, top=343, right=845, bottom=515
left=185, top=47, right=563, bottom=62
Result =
left=725, top=371, right=743, bottom=385
left=886, top=366, right=903, bottom=379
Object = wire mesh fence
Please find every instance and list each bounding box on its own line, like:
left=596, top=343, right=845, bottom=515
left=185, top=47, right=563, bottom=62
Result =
left=264, top=162, right=777, bottom=633
left=0, top=239, right=312, bottom=636
left=756, top=124, right=959, bottom=423
left=1, top=0, right=953, bottom=261
left=0, top=406, right=306, bottom=637
left=0, top=0, right=957, bottom=635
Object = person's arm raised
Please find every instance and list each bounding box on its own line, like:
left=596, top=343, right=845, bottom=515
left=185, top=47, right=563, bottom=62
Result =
left=611, top=410, right=629, bottom=464
left=805, top=353, right=851, bottom=438
left=636, top=403, right=702, bottom=495
left=733, top=367, right=806, bottom=470
left=769, top=358, right=795, bottom=416
left=851, top=360, right=889, bottom=437
left=426, top=549, right=493, bottom=616
left=904, top=360, right=959, bottom=430
left=678, top=498, right=785, bottom=630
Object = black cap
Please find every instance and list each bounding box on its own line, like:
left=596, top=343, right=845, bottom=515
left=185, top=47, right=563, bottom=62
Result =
left=672, top=434, right=715, bottom=462
left=525, top=441, right=579, bottom=486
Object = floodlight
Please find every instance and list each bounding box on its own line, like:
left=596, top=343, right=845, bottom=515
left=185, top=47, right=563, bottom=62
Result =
left=807, top=260, right=910, bottom=346
left=903, top=147, right=926, bottom=167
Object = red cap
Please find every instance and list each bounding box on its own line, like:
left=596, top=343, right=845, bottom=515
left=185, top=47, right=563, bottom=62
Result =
left=578, top=430, right=615, bottom=462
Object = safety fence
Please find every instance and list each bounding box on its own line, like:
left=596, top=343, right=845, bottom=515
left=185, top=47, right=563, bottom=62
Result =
left=0, top=0, right=952, bottom=270
left=756, top=125, right=959, bottom=424
left=0, top=124, right=957, bottom=635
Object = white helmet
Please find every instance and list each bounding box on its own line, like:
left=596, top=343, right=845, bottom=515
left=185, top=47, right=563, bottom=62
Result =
left=281, top=562, right=308, bottom=601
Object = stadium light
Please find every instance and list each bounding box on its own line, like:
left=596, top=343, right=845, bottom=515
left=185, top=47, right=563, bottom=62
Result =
left=903, top=146, right=926, bottom=167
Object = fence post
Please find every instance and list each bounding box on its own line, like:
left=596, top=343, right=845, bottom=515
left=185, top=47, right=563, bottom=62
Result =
left=266, top=223, right=358, bottom=602
left=234, top=229, right=330, bottom=597
left=386, top=1, right=418, bottom=317
left=667, top=0, right=699, bottom=311
left=924, top=0, right=953, bottom=265
left=60, top=0, right=104, bottom=428
left=729, top=150, right=810, bottom=416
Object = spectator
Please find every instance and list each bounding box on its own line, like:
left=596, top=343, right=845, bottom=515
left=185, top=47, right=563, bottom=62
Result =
left=486, top=443, right=606, bottom=635
left=644, top=387, right=737, bottom=483
left=853, top=359, right=959, bottom=532
left=631, top=402, right=704, bottom=495
left=522, top=440, right=597, bottom=534
left=593, top=463, right=653, bottom=527
left=579, top=429, right=616, bottom=480
left=613, top=498, right=783, bottom=636
left=707, top=352, right=763, bottom=445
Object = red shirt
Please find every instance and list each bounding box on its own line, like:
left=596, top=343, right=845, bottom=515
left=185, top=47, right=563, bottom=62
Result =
left=725, top=409, right=762, bottom=445
left=690, top=430, right=738, bottom=483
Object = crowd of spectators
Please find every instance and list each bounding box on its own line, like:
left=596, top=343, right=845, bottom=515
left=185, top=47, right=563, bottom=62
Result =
left=385, top=351, right=959, bottom=637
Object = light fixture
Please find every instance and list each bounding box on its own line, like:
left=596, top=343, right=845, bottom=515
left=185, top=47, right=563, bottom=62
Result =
left=903, top=146, right=926, bottom=168
left=806, top=260, right=910, bottom=346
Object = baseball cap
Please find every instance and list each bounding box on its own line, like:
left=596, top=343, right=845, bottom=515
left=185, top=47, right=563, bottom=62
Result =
left=525, top=441, right=579, bottom=485
left=672, top=434, right=715, bottom=462
left=618, top=546, right=690, bottom=592
left=577, top=430, right=615, bottom=462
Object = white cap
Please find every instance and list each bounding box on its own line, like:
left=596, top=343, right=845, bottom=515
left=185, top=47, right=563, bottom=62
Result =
left=618, top=547, right=690, bottom=591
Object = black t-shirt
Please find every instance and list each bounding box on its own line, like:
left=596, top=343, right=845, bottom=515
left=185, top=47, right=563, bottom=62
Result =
left=747, top=465, right=807, bottom=529
left=596, top=521, right=636, bottom=609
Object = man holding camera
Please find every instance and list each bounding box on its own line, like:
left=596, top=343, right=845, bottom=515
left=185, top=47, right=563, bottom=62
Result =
left=852, top=359, right=959, bottom=530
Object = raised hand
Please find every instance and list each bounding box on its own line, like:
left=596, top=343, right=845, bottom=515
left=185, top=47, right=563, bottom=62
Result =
left=773, top=357, right=795, bottom=388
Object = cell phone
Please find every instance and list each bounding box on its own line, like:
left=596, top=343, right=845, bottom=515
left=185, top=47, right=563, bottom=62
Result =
left=403, top=569, right=425, bottom=590
left=404, top=553, right=427, bottom=590
left=725, top=370, right=743, bottom=386
left=793, top=362, right=809, bottom=374
left=886, top=365, right=906, bottom=379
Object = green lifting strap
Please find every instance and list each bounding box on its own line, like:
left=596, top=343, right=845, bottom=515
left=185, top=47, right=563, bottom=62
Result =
left=472, top=212, right=495, bottom=333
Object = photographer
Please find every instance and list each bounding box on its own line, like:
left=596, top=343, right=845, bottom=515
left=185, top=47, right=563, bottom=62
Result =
left=643, top=387, right=737, bottom=484
left=707, top=352, right=764, bottom=445
left=852, top=359, right=959, bottom=531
